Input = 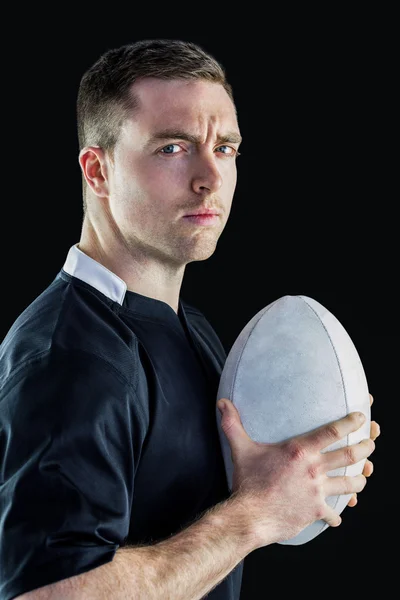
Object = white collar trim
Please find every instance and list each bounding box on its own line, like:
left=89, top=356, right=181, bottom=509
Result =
left=62, top=243, right=127, bottom=305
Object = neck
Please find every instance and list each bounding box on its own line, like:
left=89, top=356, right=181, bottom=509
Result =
left=78, top=216, right=185, bottom=315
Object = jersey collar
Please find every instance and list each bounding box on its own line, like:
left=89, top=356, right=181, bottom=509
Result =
left=62, top=243, right=127, bottom=305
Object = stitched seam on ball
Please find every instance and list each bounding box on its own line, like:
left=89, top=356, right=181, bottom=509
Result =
left=231, top=300, right=279, bottom=406
left=299, top=296, right=348, bottom=513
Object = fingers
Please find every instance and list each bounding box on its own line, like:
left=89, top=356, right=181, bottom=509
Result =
left=347, top=493, right=358, bottom=507
left=322, top=437, right=375, bottom=472
left=342, top=391, right=374, bottom=511
left=368, top=394, right=381, bottom=440
left=348, top=458, right=374, bottom=507
left=362, top=458, right=374, bottom=477
left=370, top=420, right=380, bottom=441
left=322, top=504, right=343, bottom=528
left=306, top=412, right=367, bottom=452
left=325, top=473, right=367, bottom=498
left=347, top=457, right=374, bottom=507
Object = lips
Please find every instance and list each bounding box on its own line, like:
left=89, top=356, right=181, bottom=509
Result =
left=183, top=214, right=219, bottom=225
left=184, top=209, right=220, bottom=216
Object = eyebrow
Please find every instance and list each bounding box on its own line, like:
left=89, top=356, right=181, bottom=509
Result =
left=145, top=129, right=242, bottom=149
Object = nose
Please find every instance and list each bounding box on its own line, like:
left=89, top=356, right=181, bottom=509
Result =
left=191, top=153, right=223, bottom=195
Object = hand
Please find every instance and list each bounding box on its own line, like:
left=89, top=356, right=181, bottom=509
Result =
left=347, top=393, right=380, bottom=507
left=217, top=398, right=375, bottom=547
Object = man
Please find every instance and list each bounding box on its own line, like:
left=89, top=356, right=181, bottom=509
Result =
left=0, top=39, right=379, bottom=600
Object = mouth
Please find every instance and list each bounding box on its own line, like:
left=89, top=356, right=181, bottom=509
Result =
left=183, top=214, right=220, bottom=225
left=184, top=211, right=220, bottom=217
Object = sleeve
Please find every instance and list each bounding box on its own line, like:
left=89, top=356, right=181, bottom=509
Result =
left=0, top=349, right=146, bottom=600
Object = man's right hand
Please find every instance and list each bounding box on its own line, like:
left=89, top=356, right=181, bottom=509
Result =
left=217, top=398, right=375, bottom=548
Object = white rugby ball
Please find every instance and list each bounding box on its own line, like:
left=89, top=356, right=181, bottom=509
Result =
left=216, top=295, right=371, bottom=545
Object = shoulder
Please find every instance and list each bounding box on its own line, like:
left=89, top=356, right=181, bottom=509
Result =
left=1, top=274, right=140, bottom=390
left=181, top=299, right=227, bottom=364
left=182, top=299, right=218, bottom=335
left=0, top=344, right=149, bottom=444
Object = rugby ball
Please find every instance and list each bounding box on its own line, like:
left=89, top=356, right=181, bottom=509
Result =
left=216, top=295, right=371, bottom=545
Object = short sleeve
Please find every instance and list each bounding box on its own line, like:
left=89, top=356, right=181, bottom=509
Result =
left=0, top=349, right=145, bottom=600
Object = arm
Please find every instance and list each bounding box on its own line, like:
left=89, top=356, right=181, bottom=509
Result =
left=17, top=494, right=256, bottom=600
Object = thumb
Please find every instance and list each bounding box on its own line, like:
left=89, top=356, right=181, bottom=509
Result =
left=217, top=398, right=253, bottom=452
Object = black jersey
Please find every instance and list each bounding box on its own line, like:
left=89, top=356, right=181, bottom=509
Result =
left=0, top=243, right=244, bottom=600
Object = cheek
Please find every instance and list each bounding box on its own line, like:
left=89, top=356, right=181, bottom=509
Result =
left=221, top=162, right=237, bottom=192
left=231, top=165, right=238, bottom=187
left=138, top=156, right=187, bottom=186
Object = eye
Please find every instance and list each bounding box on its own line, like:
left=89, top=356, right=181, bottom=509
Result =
left=216, top=145, right=240, bottom=156
left=159, top=144, right=181, bottom=154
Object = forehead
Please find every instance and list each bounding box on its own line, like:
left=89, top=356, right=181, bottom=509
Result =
left=126, top=77, right=239, bottom=133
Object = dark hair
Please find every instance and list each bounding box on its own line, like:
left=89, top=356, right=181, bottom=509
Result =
left=77, top=39, right=235, bottom=212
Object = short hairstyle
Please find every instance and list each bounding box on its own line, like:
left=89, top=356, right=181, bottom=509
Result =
left=77, top=39, right=235, bottom=213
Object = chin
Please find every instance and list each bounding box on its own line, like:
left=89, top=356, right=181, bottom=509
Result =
left=173, top=235, right=221, bottom=265
left=186, top=247, right=218, bottom=263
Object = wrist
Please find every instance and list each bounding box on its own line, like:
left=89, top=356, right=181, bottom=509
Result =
left=205, top=493, right=261, bottom=555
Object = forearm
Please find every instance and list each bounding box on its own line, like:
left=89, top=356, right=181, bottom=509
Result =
left=112, top=496, right=255, bottom=600
left=19, top=494, right=258, bottom=600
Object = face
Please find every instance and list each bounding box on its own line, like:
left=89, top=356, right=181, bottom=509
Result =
left=99, top=78, right=241, bottom=268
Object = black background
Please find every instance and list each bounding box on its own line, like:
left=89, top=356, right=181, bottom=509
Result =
left=2, top=12, right=395, bottom=597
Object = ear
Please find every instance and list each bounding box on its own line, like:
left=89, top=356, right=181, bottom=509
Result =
left=78, top=146, right=110, bottom=197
